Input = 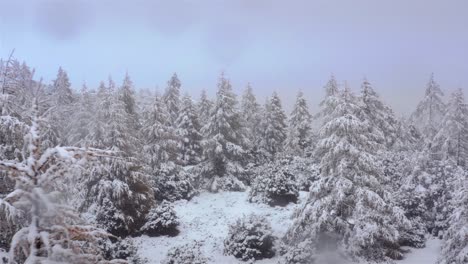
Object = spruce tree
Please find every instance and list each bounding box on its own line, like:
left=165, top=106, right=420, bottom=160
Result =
left=0, top=102, right=122, bottom=263
left=79, top=80, right=153, bottom=237
left=259, top=92, right=287, bottom=159
left=67, top=83, right=94, bottom=146
left=197, top=89, right=213, bottom=126
left=176, top=95, right=203, bottom=165
left=119, top=72, right=140, bottom=131
left=438, top=169, right=468, bottom=264
left=286, top=85, right=409, bottom=261
left=358, top=78, right=400, bottom=149
left=201, top=73, right=247, bottom=191
left=241, top=83, right=261, bottom=148
left=412, top=73, right=445, bottom=141
left=285, top=91, right=312, bottom=156
left=141, top=94, right=179, bottom=171
left=432, top=88, right=468, bottom=166
left=164, top=73, right=181, bottom=126
left=315, top=74, right=340, bottom=124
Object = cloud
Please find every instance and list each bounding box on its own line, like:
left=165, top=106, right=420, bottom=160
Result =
left=33, top=0, right=94, bottom=41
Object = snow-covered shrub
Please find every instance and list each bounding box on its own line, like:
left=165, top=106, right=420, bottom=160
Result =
left=140, top=201, right=179, bottom=237
left=224, top=214, right=276, bottom=261
left=100, top=238, right=147, bottom=264
left=278, top=240, right=316, bottom=264
left=154, top=162, right=197, bottom=202
left=249, top=160, right=299, bottom=206
left=286, top=156, right=319, bottom=191
left=162, top=241, right=209, bottom=264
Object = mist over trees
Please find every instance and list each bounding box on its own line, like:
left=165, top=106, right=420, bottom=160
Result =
left=0, top=57, right=467, bottom=264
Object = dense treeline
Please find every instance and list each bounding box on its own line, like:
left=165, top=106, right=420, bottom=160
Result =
left=0, top=58, right=466, bottom=264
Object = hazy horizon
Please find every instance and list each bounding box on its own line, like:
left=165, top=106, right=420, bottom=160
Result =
left=1, top=0, right=467, bottom=114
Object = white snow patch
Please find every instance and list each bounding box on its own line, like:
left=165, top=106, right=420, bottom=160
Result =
left=399, top=238, right=442, bottom=264
left=133, top=190, right=308, bottom=264
left=133, top=191, right=442, bottom=264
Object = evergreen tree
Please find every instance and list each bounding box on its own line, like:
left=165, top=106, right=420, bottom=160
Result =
left=412, top=73, right=445, bottom=140
left=438, top=169, right=468, bottom=264
left=358, top=78, right=400, bottom=149
left=79, top=79, right=153, bottom=237
left=315, top=74, right=340, bottom=124
left=201, top=73, right=247, bottom=191
left=141, top=94, right=179, bottom=171
left=164, top=73, right=181, bottom=126
left=197, top=89, right=213, bottom=126
left=432, top=88, right=468, bottom=166
left=141, top=94, right=194, bottom=201
left=176, top=94, right=203, bottom=165
left=285, top=91, right=312, bottom=156
left=119, top=72, right=140, bottom=131
left=0, top=102, right=121, bottom=263
left=259, top=92, right=287, bottom=158
left=241, top=83, right=261, bottom=147
left=286, top=85, right=409, bottom=262
left=52, top=67, right=74, bottom=106
left=67, top=83, right=94, bottom=146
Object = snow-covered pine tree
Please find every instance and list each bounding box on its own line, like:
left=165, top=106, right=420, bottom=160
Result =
left=432, top=88, right=468, bottom=166
left=315, top=74, right=340, bottom=125
left=259, top=92, right=287, bottom=159
left=79, top=79, right=154, bottom=237
left=197, top=89, right=213, bottom=126
left=176, top=94, right=203, bottom=165
left=285, top=91, right=312, bottom=156
left=411, top=73, right=445, bottom=141
left=0, top=102, right=121, bottom=263
left=67, top=83, right=94, bottom=146
left=119, top=72, right=140, bottom=132
left=358, top=78, right=400, bottom=149
left=164, top=73, right=181, bottom=126
left=286, top=84, right=409, bottom=262
left=141, top=94, right=179, bottom=171
left=241, top=83, right=261, bottom=148
left=49, top=67, right=75, bottom=146
left=201, top=73, right=248, bottom=191
left=141, top=94, right=194, bottom=201
left=438, top=168, right=468, bottom=264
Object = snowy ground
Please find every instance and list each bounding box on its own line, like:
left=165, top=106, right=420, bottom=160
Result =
left=133, top=191, right=442, bottom=264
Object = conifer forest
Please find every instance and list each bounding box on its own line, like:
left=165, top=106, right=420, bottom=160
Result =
left=0, top=1, right=467, bottom=264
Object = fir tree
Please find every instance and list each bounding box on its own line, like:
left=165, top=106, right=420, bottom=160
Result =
left=79, top=79, right=153, bottom=237
left=141, top=94, right=179, bottom=171
left=67, top=83, right=94, bottom=146
left=358, top=78, right=400, bottom=149
left=432, top=88, right=468, bottom=166
left=259, top=92, right=287, bottom=158
left=438, top=169, right=468, bottom=264
left=52, top=67, right=74, bottom=106
left=286, top=85, right=409, bottom=262
left=241, top=83, right=261, bottom=147
left=0, top=102, right=120, bottom=263
left=412, top=73, right=445, bottom=140
left=176, top=95, right=203, bottom=165
left=197, top=89, right=213, bottom=126
left=285, top=91, right=312, bottom=156
left=315, top=74, right=340, bottom=124
left=164, top=73, right=181, bottom=126
left=201, top=73, right=247, bottom=191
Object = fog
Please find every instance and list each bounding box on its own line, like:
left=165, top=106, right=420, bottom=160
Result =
left=1, top=0, right=468, bottom=114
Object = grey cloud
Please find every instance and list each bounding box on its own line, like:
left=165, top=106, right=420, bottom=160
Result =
left=33, top=0, right=94, bottom=41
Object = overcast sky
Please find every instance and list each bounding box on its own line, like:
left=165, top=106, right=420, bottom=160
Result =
left=1, top=0, right=467, bottom=114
